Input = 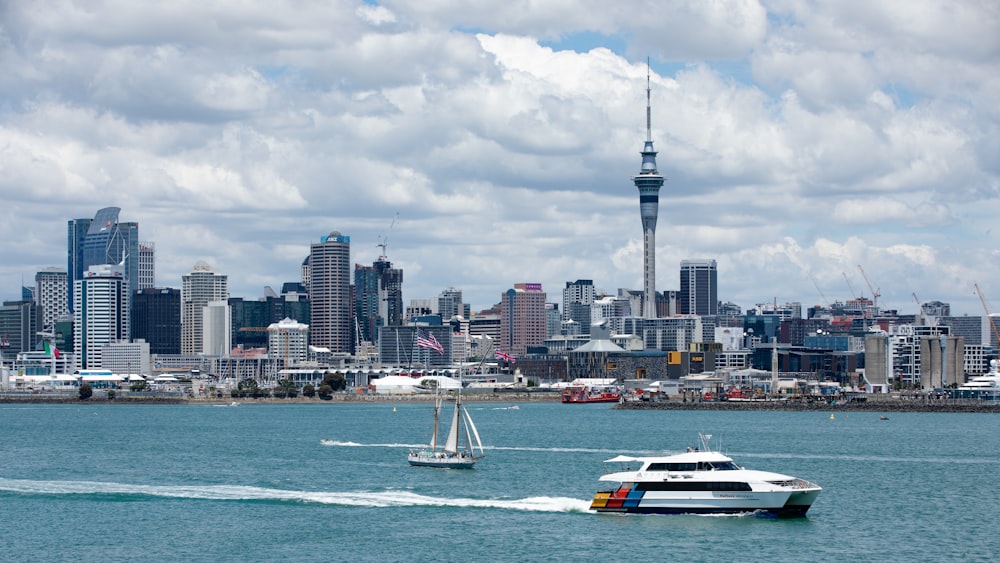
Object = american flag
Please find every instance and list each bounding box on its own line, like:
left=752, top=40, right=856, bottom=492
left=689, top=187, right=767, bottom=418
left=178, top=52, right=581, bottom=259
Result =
left=416, top=328, right=444, bottom=354
left=495, top=350, right=515, bottom=362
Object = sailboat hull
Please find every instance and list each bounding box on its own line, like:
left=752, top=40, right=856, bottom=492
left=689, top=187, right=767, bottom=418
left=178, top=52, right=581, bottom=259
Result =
left=407, top=452, right=477, bottom=469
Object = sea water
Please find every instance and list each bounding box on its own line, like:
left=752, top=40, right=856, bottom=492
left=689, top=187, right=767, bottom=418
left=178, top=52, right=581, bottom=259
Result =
left=1, top=402, right=998, bottom=562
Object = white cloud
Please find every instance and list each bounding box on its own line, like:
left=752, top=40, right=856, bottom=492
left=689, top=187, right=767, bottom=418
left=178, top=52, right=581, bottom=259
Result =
left=0, top=0, right=996, bottom=318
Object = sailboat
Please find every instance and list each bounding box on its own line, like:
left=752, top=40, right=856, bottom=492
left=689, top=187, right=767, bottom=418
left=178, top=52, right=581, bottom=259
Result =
left=408, top=386, right=485, bottom=469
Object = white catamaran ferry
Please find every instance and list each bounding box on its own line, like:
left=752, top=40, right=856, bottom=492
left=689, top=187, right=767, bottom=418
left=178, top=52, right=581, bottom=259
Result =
left=590, top=433, right=821, bottom=517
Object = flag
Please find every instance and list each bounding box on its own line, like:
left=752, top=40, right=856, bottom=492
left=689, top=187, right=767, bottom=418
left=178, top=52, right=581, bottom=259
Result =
left=495, top=350, right=515, bottom=362
left=43, top=341, right=60, bottom=359
left=416, top=329, right=444, bottom=354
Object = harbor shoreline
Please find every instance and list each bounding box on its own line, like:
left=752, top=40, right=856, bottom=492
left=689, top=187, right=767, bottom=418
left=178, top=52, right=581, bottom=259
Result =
left=2, top=391, right=1000, bottom=412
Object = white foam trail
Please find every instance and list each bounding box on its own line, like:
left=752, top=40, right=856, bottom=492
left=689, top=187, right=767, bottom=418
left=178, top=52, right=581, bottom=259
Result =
left=0, top=478, right=591, bottom=512
left=320, top=440, right=425, bottom=448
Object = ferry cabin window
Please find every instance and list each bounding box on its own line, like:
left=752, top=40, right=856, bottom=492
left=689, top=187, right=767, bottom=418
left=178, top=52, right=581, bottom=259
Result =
left=636, top=482, right=752, bottom=492
left=645, top=462, right=737, bottom=471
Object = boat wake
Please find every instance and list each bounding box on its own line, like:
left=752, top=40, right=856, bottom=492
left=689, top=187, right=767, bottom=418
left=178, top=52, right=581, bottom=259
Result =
left=0, top=477, right=591, bottom=513
left=320, top=439, right=425, bottom=448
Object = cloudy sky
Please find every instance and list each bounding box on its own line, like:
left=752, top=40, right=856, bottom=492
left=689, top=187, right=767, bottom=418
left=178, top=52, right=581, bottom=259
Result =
left=1, top=0, right=998, bottom=316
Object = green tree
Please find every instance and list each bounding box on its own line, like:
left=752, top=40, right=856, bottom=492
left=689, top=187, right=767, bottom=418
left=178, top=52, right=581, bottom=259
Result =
left=78, top=383, right=93, bottom=400
left=107, top=389, right=116, bottom=400
left=130, top=380, right=149, bottom=392
left=302, top=384, right=316, bottom=398
left=318, top=384, right=333, bottom=400
left=321, top=373, right=347, bottom=392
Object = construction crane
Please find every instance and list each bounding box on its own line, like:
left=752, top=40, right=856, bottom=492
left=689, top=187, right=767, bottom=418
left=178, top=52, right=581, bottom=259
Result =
left=842, top=272, right=860, bottom=300
left=912, top=292, right=922, bottom=313
left=857, top=265, right=880, bottom=315
left=376, top=212, right=399, bottom=260
left=810, top=275, right=830, bottom=309
left=974, top=283, right=1000, bottom=349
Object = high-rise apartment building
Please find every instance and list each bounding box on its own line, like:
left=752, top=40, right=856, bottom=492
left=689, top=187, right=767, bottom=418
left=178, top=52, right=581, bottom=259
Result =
left=181, top=261, right=228, bottom=355
left=74, top=264, right=129, bottom=369
left=355, top=258, right=403, bottom=345
left=309, top=231, right=352, bottom=353
left=500, top=283, right=547, bottom=358
left=268, top=318, right=309, bottom=365
left=131, top=288, right=181, bottom=354
left=562, top=279, right=596, bottom=323
left=633, top=72, right=665, bottom=319
left=35, top=268, right=68, bottom=330
left=679, top=259, right=718, bottom=316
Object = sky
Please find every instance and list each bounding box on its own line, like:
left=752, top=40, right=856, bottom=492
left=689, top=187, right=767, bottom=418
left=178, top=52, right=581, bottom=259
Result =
left=1, top=0, right=998, bottom=317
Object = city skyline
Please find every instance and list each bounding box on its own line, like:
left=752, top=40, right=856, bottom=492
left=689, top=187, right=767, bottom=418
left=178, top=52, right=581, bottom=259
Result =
left=1, top=2, right=997, bottom=316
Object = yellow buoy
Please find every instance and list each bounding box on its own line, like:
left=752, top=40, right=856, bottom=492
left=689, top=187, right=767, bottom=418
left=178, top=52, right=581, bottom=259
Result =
left=830, top=414, right=835, bottom=420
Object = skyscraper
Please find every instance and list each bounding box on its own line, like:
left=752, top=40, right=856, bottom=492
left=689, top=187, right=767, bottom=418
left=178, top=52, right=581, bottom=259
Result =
left=632, top=68, right=665, bottom=319
left=132, top=288, right=181, bottom=354
left=355, top=258, right=403, bottom=345
left=138, top=241, right=156, bottom=289
left=679, top=259, right=718, bottom=316
left=74, top=264, right=129, bottom=369
left=437, top=287, right=464, bottom=321
left=66, top=217, right=92, bottom=312
left=35, top=267, right=68, bottom=331
left=500, top=283, right=547, bottom=358
left=309, top=231, right=352, bottom=353
left=181, top=261, right=228, bottom=355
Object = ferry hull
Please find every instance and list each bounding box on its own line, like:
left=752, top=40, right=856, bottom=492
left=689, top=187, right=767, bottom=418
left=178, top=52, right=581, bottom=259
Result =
left=591, top=488, right=820, bottom=517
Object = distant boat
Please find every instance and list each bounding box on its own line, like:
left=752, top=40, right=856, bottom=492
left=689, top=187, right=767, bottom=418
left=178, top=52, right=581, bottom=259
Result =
left=408, top=390, right=484, bottom=469
left=880, top=415, right=889, bottom=421
left=562, top=384, right=621, bottom=403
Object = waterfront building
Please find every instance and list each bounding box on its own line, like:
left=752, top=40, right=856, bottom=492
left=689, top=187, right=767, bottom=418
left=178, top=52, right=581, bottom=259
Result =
left=919, top=335, right=964, bottom=389
left=34, top=268, right=68, bottom=331
left=73, top=264, right=129, bottom=370
left=181, top=261, right=228, bottom=355
left=679, top=259, right=718, bottom=316
left=309, top=231, right=352, bottom=353
left=500, top=283, right=547, bottom=358
left=268, top=318, right=309, bottom=366
left=545, top=302, right=561, bottom=338
left=131, top=288, right=181, bottom=355
left=202, top=300, right=231, bottom=357
left=100, top=339, right=151, bottom=375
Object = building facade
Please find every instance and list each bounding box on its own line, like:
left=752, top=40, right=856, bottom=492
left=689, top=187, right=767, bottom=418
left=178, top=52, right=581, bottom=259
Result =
left=309, top=231, right=352, bottom=353
left=500, top=283, right=547, bottom=358
left=131, top=288, right=181, bottom=355
left=181, top=261, right=228, bottom=355
left=35, top=268, right=68, bottom=331
left=679, top=259, right=718, bottom=316
left=73, top=264, right=129, bottom=370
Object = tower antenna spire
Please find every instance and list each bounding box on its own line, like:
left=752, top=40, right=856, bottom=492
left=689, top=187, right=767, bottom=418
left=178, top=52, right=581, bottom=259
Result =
left=646, top=56, right=652, bottom=142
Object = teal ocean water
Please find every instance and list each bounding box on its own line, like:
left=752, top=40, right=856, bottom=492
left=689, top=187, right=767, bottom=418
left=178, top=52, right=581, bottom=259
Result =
left=2, top=401, right=998, bottom=562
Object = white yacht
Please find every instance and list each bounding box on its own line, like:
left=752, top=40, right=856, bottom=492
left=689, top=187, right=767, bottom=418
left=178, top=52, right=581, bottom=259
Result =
left=590, top=433, right=821, bottom=517
left=950, top=360, right=1000, bottom=400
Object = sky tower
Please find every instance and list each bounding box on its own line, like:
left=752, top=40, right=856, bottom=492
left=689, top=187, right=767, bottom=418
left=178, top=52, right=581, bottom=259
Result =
left=633, top=64, right=665, bottom=318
